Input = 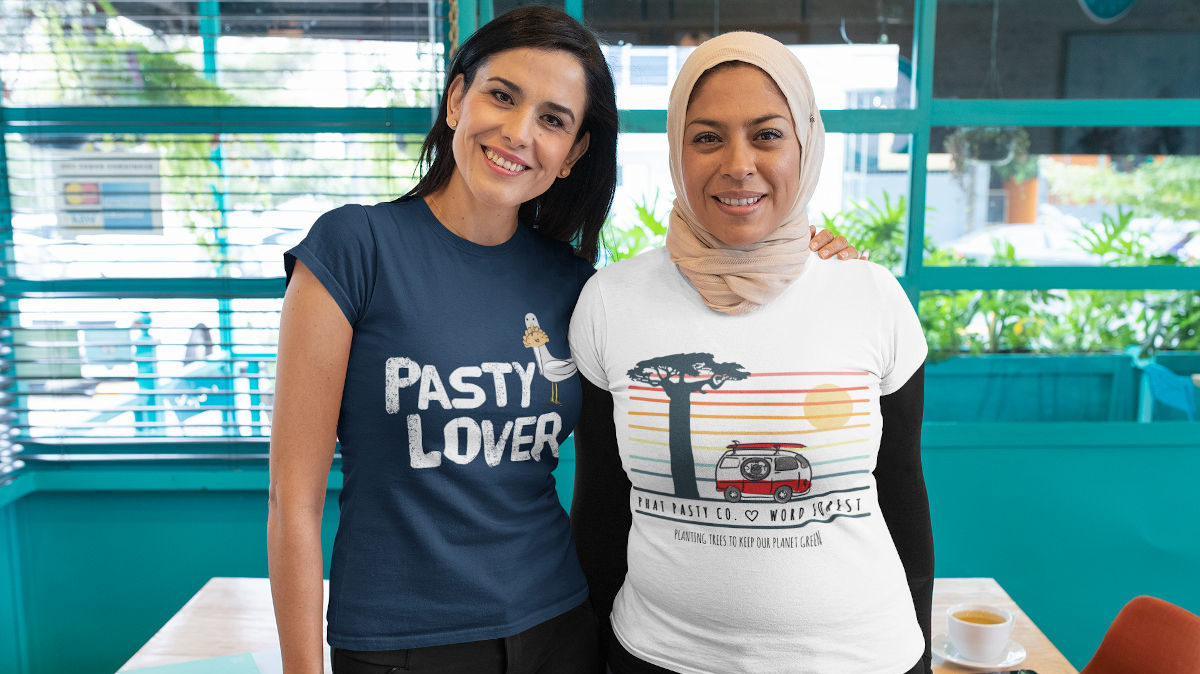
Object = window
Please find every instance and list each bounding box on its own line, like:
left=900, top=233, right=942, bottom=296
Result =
left=775, top=456, right=800, bottom=472
left=1, top=1, right=446, bottom=473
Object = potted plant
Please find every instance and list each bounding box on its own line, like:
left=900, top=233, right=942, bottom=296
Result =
left=993, top=146, right=1040, bottom=223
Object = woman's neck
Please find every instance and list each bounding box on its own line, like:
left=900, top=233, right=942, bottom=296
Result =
left=424, top=174, right=520, bottom=246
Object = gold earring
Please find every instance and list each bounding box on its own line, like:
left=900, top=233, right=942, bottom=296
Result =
left=447, top=118, right=457, bottom=130
left=558, top=167, right=570, bottom=178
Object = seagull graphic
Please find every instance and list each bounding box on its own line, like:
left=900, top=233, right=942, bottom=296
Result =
left=522, top=312, right=578, bottom=406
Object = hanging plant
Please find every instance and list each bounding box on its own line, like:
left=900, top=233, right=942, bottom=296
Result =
left=945, top=126, right=1030, bottom=184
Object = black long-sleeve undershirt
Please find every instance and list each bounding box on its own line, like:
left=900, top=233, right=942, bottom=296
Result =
left=876, top=363, right=934, bottom=674
left=569, top=376, right=631, bottom=659
left=570, top=365, right=933, bottom=674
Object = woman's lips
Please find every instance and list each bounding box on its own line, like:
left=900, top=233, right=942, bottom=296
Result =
left=712, top=193, right=765, bottom=214
left=483, top=146, right=529, bottom=175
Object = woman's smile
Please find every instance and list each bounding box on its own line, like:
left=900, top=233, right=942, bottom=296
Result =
left=483, top=146, right=530, bottom=174
left=712, top=191, right=767, bottom=213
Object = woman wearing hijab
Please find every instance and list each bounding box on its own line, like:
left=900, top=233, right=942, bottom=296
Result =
left=569, top=32, right=933, bottom=674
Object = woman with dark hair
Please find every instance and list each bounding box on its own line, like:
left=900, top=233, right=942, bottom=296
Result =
left=268, top=8, right=858, bottom=673
left=570, top=32, right=933, bottom=674
left=403, top=11, right=617, bottom=263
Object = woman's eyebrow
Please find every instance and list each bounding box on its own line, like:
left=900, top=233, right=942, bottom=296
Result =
left=486, top=76, right=522, bottom=93
left=485, top=76, right=577, bottom=125
left=747, top=113, right=787, bottom=127
left=544, top=101, right=577, bottom=125
left=686, top=113, right=787, bottom=129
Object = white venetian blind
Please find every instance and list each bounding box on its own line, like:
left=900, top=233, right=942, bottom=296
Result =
left=0, top=1, right=446, bottom=468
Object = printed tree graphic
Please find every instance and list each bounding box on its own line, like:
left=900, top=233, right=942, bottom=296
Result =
left=627, top=353, right=750, bottom=498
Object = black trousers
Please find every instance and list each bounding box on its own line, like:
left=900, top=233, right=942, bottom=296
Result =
left=332, top=600, right=600, bottom=674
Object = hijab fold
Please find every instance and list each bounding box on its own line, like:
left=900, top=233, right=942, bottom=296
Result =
left=665, top=32, right=825, bottom=315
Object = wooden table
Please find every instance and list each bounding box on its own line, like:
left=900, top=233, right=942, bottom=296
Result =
left=120, top=578, right=331, bottom=673
left=121, top=577, right=1076, bottom=673
left=932, top=578, right=1077, bottom=674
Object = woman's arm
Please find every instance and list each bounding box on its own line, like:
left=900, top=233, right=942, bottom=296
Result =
left=570, top=378, right=632, bottom=653
left=875, top=363, right=934, bottom=674
left=268, top=260, right=352, bottom=674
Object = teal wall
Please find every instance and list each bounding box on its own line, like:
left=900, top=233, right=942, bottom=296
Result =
left=2, top=499, right=28, bottom=674
left=0, top=472, right=342, bottom=674
left=2, top=429, right=1199, bottom=673
left=923, top=424, right=1200, bottom=667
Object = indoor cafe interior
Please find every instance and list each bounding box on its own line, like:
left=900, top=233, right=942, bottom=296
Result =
left=1, top=1, right=1198, bottom=673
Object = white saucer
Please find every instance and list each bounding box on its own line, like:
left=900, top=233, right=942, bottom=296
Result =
left=932, top=633, right=1027, bottom=669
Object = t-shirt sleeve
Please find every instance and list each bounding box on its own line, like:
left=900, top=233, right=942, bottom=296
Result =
left=877, top=267, right=928, bottom=396
left=568, top=274, right=610, bottom=389
left=284, top=204, right=377, bottom=326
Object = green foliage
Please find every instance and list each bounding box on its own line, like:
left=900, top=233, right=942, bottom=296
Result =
left=602, top=191, right=669, bottom=263
left=820, top=192, right=907, bottom=273
left=36, top=2, right=234, bottom=106
left=969, top=240, right=1060, bottom=354
left=1056, top=207, right=1198, bottom=355
left=820, top=194, right=1199, bottom=357
left=1069, top=206, right=1181, bottom=266
left=992, top=151, right=1039, bottom=185
left=1044, top=156, right=1200, bottom=223
left=118, top=46, right=238, bottom=106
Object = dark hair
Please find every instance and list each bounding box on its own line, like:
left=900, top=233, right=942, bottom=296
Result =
left=402, top=6, right=618, bottom=264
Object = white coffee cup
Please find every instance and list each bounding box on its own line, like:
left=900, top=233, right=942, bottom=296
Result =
left=947, top=603, right=1015, bottom=662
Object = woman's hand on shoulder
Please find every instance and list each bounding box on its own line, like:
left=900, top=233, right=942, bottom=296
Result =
left=809, top=225, right=866, bottom=261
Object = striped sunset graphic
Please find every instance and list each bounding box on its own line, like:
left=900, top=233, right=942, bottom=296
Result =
left=624, top=354, right=874, bottom=502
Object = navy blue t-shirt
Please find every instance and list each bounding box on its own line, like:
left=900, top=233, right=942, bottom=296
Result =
left=285, top=197, right=594, bottom=649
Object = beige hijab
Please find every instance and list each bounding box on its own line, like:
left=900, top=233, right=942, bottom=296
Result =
left=665, top=32, right=825, bottom=315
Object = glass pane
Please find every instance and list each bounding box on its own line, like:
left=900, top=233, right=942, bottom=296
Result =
left=934, top=0, right=1198, bottom=99
left=8, top=297, right=281, bottom=440
left=587, top=0, right=915, bottom=110
left=923, top=126, right=1200, bottom=266
left=604, top=132, right=912, bottom=271
left=493, top=1, right=563, bottom=14
left=921, top=288, right=1200, bottom=357
left=0, top=1, right=444, bottom=107
left=5, top=132, right=424, bottom=280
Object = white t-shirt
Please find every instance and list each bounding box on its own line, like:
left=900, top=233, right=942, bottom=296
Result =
left=569, top=247, right=928, bottom=674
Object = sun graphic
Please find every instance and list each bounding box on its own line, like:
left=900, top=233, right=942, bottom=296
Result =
left=804, top=383, right=854, bottom=430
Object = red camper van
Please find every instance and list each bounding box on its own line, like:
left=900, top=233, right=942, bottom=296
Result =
left=714, top=441, right=812, bottom=503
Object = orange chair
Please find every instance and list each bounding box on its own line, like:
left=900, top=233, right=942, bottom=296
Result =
left=1081, top=595, right=1200, bottom=674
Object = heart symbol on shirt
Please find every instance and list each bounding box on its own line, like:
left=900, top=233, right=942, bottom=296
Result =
left=745, top=510, right=759, bottom=522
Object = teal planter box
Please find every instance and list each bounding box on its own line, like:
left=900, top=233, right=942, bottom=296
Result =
left=926, top=353, right=1200, bottom=422
left=1154, top=352, right=1200, bottom=421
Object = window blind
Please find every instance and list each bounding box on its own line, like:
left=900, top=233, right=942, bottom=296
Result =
left=1, top=0, right=444, bottom=107
left=1, top=1, right=446, bottom=469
